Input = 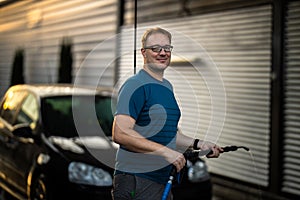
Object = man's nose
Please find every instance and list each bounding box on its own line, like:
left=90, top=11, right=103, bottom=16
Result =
left=159, top=49, right=167, bottom=55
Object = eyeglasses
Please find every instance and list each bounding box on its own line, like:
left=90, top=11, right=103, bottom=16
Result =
left=143, top=45, right=173, bottom=53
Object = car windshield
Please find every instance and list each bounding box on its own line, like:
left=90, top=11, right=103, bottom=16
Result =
left=41, top=95, right=114, bottom=138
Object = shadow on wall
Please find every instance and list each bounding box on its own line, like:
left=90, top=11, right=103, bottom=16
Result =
left=10, top=48, right=25, bottom=86
left=58, top=36, right=73, bottom=84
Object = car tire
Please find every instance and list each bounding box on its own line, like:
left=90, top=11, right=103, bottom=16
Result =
left=0, top=188, right=17, bottom=200
left=30, top=174, right=51, bottom=200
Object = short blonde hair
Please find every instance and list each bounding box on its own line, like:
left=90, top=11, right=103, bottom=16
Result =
left=141, top=27, right=172, bottom=48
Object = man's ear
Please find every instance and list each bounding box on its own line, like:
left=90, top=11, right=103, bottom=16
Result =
left=141, top=48, right=146, bottom=58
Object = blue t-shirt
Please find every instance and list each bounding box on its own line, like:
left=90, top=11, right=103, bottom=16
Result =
left=114, top=69, right=181, bottom=184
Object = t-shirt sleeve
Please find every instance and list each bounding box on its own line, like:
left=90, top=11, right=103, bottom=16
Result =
left=115, top=79, right=145, bottom=120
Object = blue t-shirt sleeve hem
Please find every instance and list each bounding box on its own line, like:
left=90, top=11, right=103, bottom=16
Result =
left=115, top=78, right=146, bottom=120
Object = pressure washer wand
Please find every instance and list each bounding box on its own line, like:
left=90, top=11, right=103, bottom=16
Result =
left=184, top=145, right=250, bottom=158
left=222, top=145, right=250, bottom=152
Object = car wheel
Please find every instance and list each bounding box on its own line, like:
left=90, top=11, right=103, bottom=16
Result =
left=31, top=174, right=49, bottom=200
left=0, top=189, right=18, bottom=200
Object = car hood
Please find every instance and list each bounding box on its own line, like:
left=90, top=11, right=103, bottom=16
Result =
left=48, top=136, right=118, bottom=154
left=47, top=136, right=118, bottom=168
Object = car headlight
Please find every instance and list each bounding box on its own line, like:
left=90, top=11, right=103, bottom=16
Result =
left=187, top=160, right=210, bottom=183
left=68, top=162, right=112, bottom=186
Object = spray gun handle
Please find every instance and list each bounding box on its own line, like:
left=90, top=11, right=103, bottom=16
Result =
left=183, top=149, right=213, bottom=159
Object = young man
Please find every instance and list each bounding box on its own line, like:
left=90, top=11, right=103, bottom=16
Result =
left=112, top=27, right=223, bottom=200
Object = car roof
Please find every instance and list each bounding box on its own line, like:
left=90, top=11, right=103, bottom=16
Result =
left=7, top=84, right=114, bottom=98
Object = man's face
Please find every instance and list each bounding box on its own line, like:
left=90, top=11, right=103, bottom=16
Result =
left=141, top=33, right=171, bottom=72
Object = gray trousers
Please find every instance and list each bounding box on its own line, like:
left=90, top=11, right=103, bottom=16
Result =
left=111, top=174, right=173, bottom=200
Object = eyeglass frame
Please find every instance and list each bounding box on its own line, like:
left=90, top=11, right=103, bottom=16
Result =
left=143, top=45, right=173, bottom=53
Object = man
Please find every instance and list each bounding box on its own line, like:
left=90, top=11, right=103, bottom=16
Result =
left=112, top=27, right=223, bottom=200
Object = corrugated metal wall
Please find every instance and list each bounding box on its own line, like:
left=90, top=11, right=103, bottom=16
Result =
left=118, top=4, right=272, bottom=187
left=0, top=0, right=118, bottom=96
left=283, top=0, right=300, bottom=196
left=123, top=0, right=271, bottom=24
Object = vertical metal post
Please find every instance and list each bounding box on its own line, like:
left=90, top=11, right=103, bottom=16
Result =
left=134, top=0, right=137, bottom=74
left=269, top=0, right=286, bottom=194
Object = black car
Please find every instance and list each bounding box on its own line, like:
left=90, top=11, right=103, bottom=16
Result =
left=0, top=84, right=212, bottom=200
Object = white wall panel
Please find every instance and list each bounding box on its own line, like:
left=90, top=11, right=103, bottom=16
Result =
left=282, top=0, right=300, bottom=196
left=0, top=0, right=118, bottom=96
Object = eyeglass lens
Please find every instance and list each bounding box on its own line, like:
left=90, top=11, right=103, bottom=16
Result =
left=145, top=45, right=173, bottom=52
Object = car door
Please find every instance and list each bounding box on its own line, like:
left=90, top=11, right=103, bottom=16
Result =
left=0, top=90, right=27, bottom=184
left=9, top=92, right=42, bottom=193
left=0, top=91, right=41, bottom=194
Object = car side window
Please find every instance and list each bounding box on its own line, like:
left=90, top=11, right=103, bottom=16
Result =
left=15, top=93, right=39, bottom=128
left=0, top=90, right=27, bottom=125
